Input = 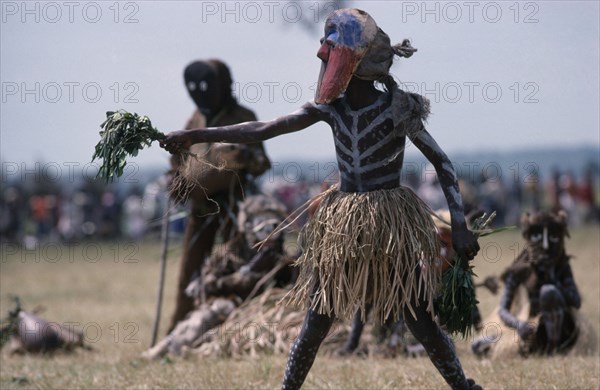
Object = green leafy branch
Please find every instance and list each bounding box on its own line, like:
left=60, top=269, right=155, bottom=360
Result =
left=92, top=110, right=165, bottom=183
left=437, top=212, right=514, bottom=338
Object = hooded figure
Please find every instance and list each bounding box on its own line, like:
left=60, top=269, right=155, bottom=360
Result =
left=167, top=59, right=271, bottom=332
left=162, top=9, right=481, bottom=390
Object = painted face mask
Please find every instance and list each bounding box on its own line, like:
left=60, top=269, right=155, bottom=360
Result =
left=315, top=9, right=378, bottom=104
left=521, top=211, right=570, bottom=284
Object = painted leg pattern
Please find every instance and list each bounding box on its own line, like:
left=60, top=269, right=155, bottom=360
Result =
left=403, top=303, right=482, bottom=390
left=281, top=309, right=335, bottom=390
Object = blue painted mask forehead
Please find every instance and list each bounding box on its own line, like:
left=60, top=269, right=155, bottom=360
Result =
left=323, top=10, right=371, bottom=49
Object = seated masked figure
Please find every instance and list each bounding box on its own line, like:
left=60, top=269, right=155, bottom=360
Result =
left=472, top=210, right=582, bottom=357
left=142, top=195, right=292, bottom=360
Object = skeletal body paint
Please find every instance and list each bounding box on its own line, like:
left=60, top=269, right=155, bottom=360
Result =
left=162, top=8, right=481, bottom=390
left=311, top=93, right=405, bottom=192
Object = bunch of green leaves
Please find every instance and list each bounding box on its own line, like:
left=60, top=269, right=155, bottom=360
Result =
left=92, top=110, right=165, bottom=182
left=437, top=212, right=513, bottom=338
left=0, top=296, right=22, bottom=349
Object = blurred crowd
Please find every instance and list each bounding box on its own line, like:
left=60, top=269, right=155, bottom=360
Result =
left=1, top=164, right=598, bottom=247
left=0, top=175, right=171, bottom=248
left=414, top=165, right=599, bottom=228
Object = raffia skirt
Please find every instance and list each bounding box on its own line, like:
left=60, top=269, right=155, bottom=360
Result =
left=283, top=185, right=441, bottom=324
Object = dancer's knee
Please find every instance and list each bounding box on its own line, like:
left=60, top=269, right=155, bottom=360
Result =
left=540, top=284, right=566, bottom=311
left=403, top=303, right=436, bottom=335
left=298, top=310, right=334, bottom=343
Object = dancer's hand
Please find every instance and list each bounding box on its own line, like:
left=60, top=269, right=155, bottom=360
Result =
left=517, top=321, right=536, bottom=340
left=160, top=130, right=195, bottom=154
left=452, top=225, right=480, bottom=267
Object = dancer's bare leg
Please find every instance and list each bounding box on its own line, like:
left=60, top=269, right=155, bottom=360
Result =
left=281, top=309, right=335, bottom=390
left=403, top=300, right=481, bottom=390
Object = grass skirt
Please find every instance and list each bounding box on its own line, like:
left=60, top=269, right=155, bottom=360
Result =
left=283, top=185, right=441, bottom=324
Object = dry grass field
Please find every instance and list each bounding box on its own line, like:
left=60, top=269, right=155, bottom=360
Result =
left=1, top=226, right=599, bottom=389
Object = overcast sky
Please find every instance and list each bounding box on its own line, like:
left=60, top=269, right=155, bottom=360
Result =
left=1, top=0, right=599, bottom=175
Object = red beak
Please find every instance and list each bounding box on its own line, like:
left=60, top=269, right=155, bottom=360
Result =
left=315, top=46, right=363, bottom=104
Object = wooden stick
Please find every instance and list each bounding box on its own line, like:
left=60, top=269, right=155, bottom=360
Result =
left=150, top=196, right=171, bottom=347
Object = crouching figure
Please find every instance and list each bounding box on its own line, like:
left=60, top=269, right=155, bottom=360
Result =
left=472, top=211, right=591, bottom=357
left=142, top=195, right=291, bottom=360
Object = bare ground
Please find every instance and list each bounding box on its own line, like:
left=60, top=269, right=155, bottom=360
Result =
left=1, top=226, right=598, bottom=389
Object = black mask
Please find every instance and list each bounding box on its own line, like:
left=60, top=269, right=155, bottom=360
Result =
left=184, top=61, right=224, bottom=120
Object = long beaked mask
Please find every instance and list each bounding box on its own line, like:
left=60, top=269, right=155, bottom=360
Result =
left=315, top=9, right=378, bottom=104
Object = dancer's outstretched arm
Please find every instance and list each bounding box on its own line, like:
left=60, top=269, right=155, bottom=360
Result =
left=161, top=103, right=322, bottom=153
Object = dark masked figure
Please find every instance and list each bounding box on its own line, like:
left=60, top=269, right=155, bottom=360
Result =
left=168, top=60, right=271, bottom=332
left=472, top=211, right=582, bottom=357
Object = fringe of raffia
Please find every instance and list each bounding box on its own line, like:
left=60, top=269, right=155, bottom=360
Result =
left=189, top=287, right=412, bottom=359
left=169, top=144, right=242, bottom=216
left=282, top=186, right=441, bottom=324
left=190, top=288, right=348, bottom=358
